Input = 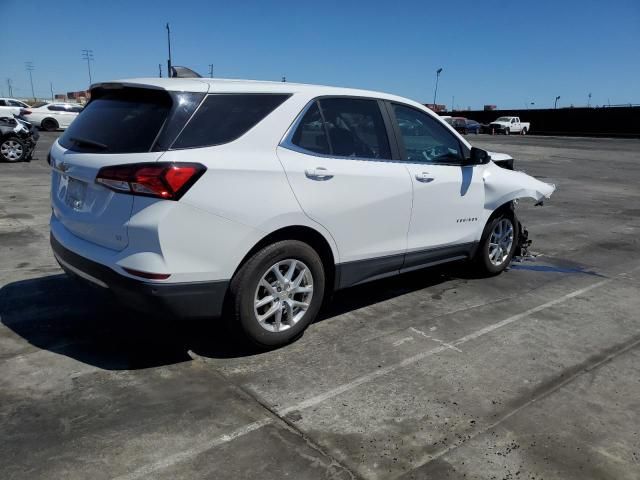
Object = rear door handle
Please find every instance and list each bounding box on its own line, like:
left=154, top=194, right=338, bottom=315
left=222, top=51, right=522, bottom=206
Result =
left=305, top=167, right=334, bottom=180
left=415, top=172, right=434, bottom=183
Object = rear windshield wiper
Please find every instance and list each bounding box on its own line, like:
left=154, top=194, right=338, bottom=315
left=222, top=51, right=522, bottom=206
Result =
left=69, top=136, right=108, bottom=150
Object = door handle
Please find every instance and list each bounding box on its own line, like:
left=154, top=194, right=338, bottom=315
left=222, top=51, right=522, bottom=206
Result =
left=415, top=172, right=434, bottom=183
left=305, top=167, right=334, bottom=180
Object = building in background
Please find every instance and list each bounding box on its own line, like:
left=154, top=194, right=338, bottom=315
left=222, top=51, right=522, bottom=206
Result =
left=424, top=103, right=447, bottom=113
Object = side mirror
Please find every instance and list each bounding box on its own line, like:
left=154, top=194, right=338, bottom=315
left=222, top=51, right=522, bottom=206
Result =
left=465, top=147, right=491, bottom=165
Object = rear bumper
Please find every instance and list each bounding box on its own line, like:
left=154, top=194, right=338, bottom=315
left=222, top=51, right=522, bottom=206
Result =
left=51, top=234, right=229, bottom=318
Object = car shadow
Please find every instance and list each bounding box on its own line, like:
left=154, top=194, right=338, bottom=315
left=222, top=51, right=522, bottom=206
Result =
left=0, top=263, right=472, bottom=370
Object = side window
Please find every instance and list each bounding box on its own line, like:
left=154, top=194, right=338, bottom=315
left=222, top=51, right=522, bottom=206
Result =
left=392, top=104, right=462, bottom=164
left=291, top=102, right=330, bottom=155
left=0, top=100, right=7, bottom=106
left=8, top=100, right=23, bottom=107
left=318, top=97, right=391, bottom=160
left=69, top=106, right=84, bottom=113
left=48, top=105, right=65, bottom=111
left=172, top=94, right=289, bottom=149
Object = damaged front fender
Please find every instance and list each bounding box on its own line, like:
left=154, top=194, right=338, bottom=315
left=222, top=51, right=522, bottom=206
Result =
left=483, top=158, right=555, bottom=212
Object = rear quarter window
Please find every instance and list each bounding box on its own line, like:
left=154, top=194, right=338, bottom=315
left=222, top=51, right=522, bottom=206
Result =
left=171, top=94, right=290, bottom=149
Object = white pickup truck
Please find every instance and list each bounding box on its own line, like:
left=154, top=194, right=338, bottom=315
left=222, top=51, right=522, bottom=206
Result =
left=489, top=116, right=530, bottom=135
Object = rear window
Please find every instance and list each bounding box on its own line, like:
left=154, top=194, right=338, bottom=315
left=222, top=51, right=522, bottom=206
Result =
left=172, top=94, right=290, bottom=149
left=59, top=88, right=173, bottom=153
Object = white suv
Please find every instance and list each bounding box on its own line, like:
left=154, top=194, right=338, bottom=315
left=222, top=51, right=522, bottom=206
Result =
left=49, top=78, right=555, bottom=347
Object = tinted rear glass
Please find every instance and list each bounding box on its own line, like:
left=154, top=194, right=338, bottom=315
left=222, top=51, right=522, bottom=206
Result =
left=59, top=88, right=172, bottom=153
left=172, top=94, right=290, bottom=149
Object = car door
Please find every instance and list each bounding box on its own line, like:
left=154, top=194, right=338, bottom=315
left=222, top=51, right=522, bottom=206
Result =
left=277, top=97, right=413, bottom=286
left=386, top=102, right=485, bottom=270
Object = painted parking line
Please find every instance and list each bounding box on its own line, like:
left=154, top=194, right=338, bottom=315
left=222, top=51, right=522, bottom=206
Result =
left=114, top=270, right=636, bottom=479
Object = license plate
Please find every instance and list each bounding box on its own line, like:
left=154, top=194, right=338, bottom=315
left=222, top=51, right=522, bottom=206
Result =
left=65, top=177, right=87, bottom=210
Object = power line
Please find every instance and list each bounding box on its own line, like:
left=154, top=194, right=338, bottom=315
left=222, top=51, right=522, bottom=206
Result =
left=25, top=62, right=35, bottom=99
left=81, top=49, right=94, bottom=85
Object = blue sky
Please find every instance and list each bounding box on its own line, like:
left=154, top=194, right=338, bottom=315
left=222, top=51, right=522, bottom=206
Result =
left=1, top=0, right=638, bottom=109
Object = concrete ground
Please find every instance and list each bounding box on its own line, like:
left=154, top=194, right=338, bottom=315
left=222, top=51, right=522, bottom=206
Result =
left=1, top=132, right=639, bottom=479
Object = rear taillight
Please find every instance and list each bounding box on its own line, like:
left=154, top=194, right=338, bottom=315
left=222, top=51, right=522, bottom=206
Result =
left=21, top=109, right=31, bottom=115
left=95, top=162, right=205, bottom=200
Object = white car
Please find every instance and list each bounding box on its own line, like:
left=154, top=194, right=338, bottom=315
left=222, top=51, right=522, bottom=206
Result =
left=49, top=78, right=555, bottom=347
left=0, top=98, right=31, bottom=117
left=23, top=102, right=83, bottom=131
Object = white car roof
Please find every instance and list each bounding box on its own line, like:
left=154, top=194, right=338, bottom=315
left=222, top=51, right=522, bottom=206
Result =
left=96, top=78, right=428, bottom=110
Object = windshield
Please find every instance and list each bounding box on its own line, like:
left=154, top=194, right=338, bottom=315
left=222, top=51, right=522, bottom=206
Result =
left=495, top=117, right=511, bottom=122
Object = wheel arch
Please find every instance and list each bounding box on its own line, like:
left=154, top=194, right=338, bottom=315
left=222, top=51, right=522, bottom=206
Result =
left=233, top=225, right=337, bottom=291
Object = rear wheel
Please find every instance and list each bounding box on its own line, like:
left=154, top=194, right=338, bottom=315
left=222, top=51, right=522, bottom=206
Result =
left=41, top=118, right=59, bottom=132
left=0, top=137, right=26, bottom=162
left=227, top=240, right=325, bottom=348
left=521, top=127, right=528, bottom=135
left=473, top=212, right=518, bottom=275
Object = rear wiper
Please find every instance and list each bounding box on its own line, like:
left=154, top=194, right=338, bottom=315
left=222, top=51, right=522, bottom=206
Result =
left=69, top=136, right=108, bottom=150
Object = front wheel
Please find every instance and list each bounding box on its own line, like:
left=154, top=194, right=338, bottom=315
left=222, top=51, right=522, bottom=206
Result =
left=227, top=240, right=325, bottom=348
left=504, top=128, right=510, bottom=135
left=473, top=213, right=518, bottom=275
left=0, top=137, right=26, bottom=162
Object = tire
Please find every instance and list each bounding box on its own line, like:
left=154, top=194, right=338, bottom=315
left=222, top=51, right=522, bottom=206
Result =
left=0, top=137, right=26, bottom=162
left=521, top=127, right=527, bottom=135
left=473, top=211, right=519, bottom=275
left=463, top=128, right=468, bottom=135
left=227, top=240, right=325, bottom=348
left=504, top=128, right=510, bottom=136
left=41, top=118, right=59, bottom=132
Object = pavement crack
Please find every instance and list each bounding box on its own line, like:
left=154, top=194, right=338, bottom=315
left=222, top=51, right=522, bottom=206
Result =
left=217, top=369, right=361, bottom=480
left=413, top=332, right=640, bottom=471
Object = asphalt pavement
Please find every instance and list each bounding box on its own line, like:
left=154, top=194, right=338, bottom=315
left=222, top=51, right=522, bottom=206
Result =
left=1, top=132, right=639, bottom=479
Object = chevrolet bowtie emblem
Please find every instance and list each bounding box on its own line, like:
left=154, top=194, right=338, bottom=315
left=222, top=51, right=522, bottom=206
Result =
left=56, top=161, right=70, bottom=173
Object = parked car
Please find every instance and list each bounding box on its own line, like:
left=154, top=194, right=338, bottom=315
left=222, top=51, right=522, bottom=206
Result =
left=49, top=78, right=555, bottom=348
left=22, top=102, right=84, bottom=131
left=0, top=98, right=31, bottom=118
left=451, top=117, right=481, bottom=135
left=0, top=115, right=39, bottom=162
left=489, top=116, right=530, bottom=135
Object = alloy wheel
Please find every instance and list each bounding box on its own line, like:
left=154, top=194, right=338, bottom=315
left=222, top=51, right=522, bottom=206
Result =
left=1, top=140, right=23, bottom=161
left=253, top=259, right=314, bottom=332
left=488, top=218, right=514, bottom=266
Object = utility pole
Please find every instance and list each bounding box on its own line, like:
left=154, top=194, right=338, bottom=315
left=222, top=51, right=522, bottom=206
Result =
left=208, top=64, right=214, bottom=78
left=588, top=92, right=592, bottom=108
left=25, top=62, right=35, bottom=100
left=433, top=67, right=443, bottom=105
left=554, top=95, right=561, bottom=109
left=166, top=23, right=173, bottom=78
left=82, top=49, right=94, bottom=85
left=158, top=63, right=162, bottom=78
left=452, top=96, right=454, bottom=112
left=282, top=75, right=286, bottom=82
left=50, top=82, right=54, bottom=101
left=6, top=78, right=13, bottom=97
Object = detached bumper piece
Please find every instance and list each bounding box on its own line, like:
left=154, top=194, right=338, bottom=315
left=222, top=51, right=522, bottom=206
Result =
left=51, top=234, right=229, bottom=319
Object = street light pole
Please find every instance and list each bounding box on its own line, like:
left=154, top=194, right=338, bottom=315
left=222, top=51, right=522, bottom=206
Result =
left=81, top=49, right=94, bottom=85
left=50, top=82, right=54, bottom=102
left=208, top=64, right=214, bottom=78
left=588, top=92, right=592, bottom=108
left=554, top=95, right=561, bottom=109
left=166, top=23, right=173, bottom=78
left=433, top=67, right=443, bottom=105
